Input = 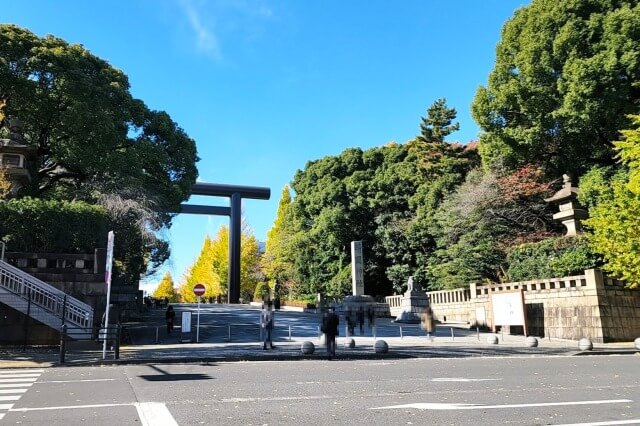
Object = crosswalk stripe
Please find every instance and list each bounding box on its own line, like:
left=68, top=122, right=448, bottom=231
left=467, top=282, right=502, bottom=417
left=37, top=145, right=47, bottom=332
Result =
left=0, top=383, right=33, bottom=388
left=0, top=374, right=42, bottom=378
left=0, top=371, right=42, bottom=421
left=0, top=370, right=45, bottom=373
left=0, top=396, right=21, bottom=401
left=0, top=389, right=27, bottom=394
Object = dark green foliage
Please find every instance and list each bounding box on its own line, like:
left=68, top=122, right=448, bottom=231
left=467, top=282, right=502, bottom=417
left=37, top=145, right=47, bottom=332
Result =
left=472, top=0, right=640, bottom=178
left=506, top=236, right=601, bottom=282
left=0, top=198, right=108, bottom=253
left=418, top=98, right=460, bottom=143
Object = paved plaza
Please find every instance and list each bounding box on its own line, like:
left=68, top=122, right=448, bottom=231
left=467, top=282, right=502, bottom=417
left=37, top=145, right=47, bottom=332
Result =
left=1, top=304, right=637, bottom=368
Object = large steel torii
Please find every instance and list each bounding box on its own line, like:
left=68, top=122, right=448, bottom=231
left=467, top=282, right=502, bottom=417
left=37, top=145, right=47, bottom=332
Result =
left=180, top=182, right=270, bottom=303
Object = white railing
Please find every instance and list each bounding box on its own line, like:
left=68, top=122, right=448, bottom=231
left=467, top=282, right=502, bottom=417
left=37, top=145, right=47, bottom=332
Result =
left=0, top=259, right=94, bottom=328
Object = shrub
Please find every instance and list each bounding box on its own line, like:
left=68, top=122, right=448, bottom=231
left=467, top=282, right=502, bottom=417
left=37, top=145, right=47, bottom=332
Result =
left=506, top=236, right=601, bottom=282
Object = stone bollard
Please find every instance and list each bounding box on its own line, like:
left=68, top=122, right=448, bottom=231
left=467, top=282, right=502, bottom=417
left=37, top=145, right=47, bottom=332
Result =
left=487, top=334, right=499, bottom=344
left=635, top=337, right=640, bottom=350
left=344, top=337, right=355, bottom=348
left=525, top=336, right=538, bottom=348
left=578, top=338, right=593, bottom=351
left=301, top=341, right=315, bottom=354
left=374, top=340, right=389, bottom=354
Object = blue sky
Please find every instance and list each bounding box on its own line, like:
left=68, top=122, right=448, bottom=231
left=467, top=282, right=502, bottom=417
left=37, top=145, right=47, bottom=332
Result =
left=4, top=0, right=529, bottom=294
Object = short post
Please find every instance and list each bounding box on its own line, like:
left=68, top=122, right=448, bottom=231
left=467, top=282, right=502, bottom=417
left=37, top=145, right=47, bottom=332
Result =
left=317, top=325, right=321, bottom=338
left=373, top=325, right=376, bottom=340
left=115, top=325, right=121, bottom=360
left=476, top=326, right=480, bottom=341
left=288, top=325, right=292, bottom=341
left=451, top=327, right=454, bottom=342
left=59, top=324, right=67, bottom=364
left=501, top=329, right=504, bottom=342
left=399, top=325, right=403, bottom=340
left=155, top=327, right=159, bottom=343
left=228, top=324, right=231, bottom=342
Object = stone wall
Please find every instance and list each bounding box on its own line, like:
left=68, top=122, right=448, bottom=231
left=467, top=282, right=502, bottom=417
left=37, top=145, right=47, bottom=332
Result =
left=386, top=269, right=640, bottom=342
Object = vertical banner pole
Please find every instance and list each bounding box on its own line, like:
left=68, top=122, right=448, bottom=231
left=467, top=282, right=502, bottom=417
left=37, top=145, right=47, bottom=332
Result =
left=102, top=231, right=114, bottom=360
left=197, top=296, right=201, bottom=343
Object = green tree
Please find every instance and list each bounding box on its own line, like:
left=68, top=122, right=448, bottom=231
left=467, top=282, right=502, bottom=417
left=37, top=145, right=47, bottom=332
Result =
left=472, top=0, right=640, bottom=178
left=583, top=115, right=640, bottom=288
left=261, top=186, right=295, bottom=285
left=0, top=167, right=10, bottom=199
left=418, top=98, right=460, bottom=144
left=153, top=272, right=178, bottom=302
left=0, top=24, right=199, bottom=282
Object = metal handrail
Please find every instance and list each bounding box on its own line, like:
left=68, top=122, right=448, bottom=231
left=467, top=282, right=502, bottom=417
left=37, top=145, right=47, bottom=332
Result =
left=0, top=258, right=94, bottom=328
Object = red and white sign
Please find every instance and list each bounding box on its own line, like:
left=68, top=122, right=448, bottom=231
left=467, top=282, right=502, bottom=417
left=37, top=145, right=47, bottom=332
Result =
left=193, top=283, right=206, bottom=297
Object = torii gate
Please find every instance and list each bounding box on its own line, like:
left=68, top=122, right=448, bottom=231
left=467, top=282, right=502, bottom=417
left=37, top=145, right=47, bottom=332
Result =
left=180, top=182, right=270, bottom=303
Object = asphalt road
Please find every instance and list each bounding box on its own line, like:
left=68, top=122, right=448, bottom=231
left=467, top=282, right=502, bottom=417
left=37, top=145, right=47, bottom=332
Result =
left=2, top=355, right=639, bottom=425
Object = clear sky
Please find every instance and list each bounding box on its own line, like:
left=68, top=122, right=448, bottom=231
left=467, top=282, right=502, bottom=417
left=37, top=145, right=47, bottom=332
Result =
left=4, top=0, right=529, bottom=294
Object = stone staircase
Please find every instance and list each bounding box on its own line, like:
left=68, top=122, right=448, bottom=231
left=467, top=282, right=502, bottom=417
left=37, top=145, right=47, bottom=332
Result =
left=0, top=259, right=94, bottom=338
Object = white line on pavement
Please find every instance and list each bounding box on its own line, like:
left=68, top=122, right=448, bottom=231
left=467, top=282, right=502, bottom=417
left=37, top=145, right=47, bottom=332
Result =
left=10, top=403, right=131, bottom=412
left=371, top=399, right=633, bottom=410
left=555, top=420, right=640, bottom=426
left=0, top=378, right=38, bottom=383
left=135, top=402, right=179, bottom=426
left=35, top=379, right=116, bottom=384
left=0, top=389, right=27, bottom=394
left=0, top=413, right=4, bottom=420
left=0, top=374, right=42, bottom=378
left=8, top=401, right=180, bottom=424
left=0, top=395, right=21, bottom=401
left=0, top=383, right=33, bottom=388
left=432, top=378, right=502, bottom=382
left=0, top=370, right=45, bottom=374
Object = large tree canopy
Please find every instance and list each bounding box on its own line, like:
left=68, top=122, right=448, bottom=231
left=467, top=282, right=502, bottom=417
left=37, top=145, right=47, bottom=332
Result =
left=0, top=24, right=198, bottom=213
left=472, top=0, right=640, bottom=178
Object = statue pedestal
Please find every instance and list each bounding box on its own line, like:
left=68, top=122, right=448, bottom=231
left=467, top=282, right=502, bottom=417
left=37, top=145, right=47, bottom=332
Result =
left=394, top=277, right=429, bottom=323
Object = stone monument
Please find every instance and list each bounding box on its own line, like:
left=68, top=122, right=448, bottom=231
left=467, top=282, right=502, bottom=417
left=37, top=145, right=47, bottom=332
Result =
left=394, top=276, right=429, bottom=323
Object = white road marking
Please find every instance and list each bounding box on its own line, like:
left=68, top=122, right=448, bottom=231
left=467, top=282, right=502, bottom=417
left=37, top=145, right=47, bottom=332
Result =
left=0, top=389, right=27, bottom=394
left=371, top=399, right=633, bottom=410
left=135, top=402, right=179, bottom=426
left=35, top=378, right=116, bottom=384
left=0, top=370, right=45, bottom=374
left=8, top=401, right=179, bottom=425
left=0, top=395, right=21, bottom=401
left=0, top=373, right=42, bottom=378
left=555, top=420, right=640, bottom=426
left=0, top=403, right=13, bottom=410
left=432, top=378, right=502, bottom=382
left=10, top=403, right=130, bottom=412
left=0, top=383, right=33, bottom=388
left=0, top=413, right=4, bottom=420
left=0, top=378, right=38, bottom=383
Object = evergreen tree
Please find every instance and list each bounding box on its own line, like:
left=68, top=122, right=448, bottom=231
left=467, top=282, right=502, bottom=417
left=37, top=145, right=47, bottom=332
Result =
left=418, top=98, right=460, bottom=144
left=153, top=272, right=178, bottom=302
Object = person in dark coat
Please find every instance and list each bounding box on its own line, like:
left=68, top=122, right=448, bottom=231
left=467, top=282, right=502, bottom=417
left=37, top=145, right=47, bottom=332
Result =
left=261, top=301, right=275, bottom=350
left=321, top=307, right=339, bottom=360
left=165, top=305, right=176, bottom=334
left=356, top=306, right=365, bottom=335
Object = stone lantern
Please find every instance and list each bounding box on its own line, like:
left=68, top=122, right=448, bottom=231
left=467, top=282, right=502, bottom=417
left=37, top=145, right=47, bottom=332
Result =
left=0, top=117, right=37, bottom=195
left=544, top=174, right=588, bottom=236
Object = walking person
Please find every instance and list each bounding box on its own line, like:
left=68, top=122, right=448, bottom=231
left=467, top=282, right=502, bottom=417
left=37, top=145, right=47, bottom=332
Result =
left=261, top=301, right=275, bottom=350
left=367, top=304, right=376, bottom=330
left=356, top=306, right=365, bottom=335
left=421, top=306, right=435, bottom=341
left=321, top=306, right=339, bottom=360
left=165, top=305, right=175, bottom=334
